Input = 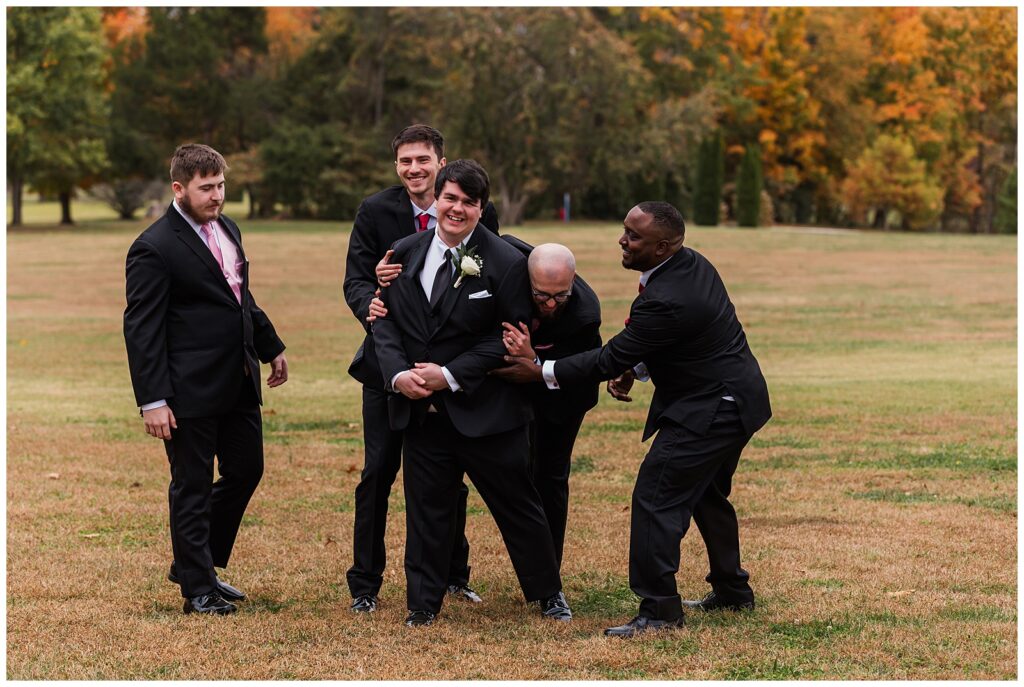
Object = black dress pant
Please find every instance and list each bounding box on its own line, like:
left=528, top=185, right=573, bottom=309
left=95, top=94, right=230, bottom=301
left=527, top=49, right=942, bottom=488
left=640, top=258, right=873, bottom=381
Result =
left=163, top=378, right=263, bottom=598
left=528, top=412, right=586, bottom=568
left=346, top=386, right=471, bottom=598
left=629, top=401, right=754, bottom=621
left=402, top=412, right=562, bottom=614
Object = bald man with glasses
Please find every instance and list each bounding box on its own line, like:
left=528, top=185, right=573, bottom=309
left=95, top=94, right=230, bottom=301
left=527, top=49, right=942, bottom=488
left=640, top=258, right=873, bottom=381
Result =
left=492, top=238, right=602, bottom=571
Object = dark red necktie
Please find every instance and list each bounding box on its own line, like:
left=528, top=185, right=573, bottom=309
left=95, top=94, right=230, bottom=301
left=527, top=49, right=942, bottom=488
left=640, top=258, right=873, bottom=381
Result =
left=417, top=213, right=430, bottom=232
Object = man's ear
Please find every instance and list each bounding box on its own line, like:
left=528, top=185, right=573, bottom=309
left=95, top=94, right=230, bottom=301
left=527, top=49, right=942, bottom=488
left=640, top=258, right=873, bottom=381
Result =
left=171, top=181, right=184, bottom=199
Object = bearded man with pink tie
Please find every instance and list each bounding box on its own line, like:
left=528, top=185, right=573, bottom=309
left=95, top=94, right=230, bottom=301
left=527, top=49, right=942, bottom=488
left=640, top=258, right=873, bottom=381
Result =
left=124, top=143, right=288, bottom=616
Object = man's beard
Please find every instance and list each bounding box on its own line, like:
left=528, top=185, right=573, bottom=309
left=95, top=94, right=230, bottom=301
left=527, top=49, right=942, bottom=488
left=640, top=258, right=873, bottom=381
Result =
left=180, top=193, right=221, bottom=223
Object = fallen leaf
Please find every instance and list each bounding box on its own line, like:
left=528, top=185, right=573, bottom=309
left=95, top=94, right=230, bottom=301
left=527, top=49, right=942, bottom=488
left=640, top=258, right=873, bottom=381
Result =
left=886, top=589, right=916, bottom=597
left=324, top=536, right=336, bottom=546
left=304, top=477, right=313, bottom=482
left=81, top=533, right=100, bottom=539
left=129, top=481, right=141, bottom=488
left=347, top=464, right=358, bottom=473
left=46, top=473, right=59, bottom=480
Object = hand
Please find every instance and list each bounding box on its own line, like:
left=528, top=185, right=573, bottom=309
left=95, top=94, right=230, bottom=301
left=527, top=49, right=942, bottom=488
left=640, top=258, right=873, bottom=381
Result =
left=394, top=371, right=433, bottom=399
left=367, top=292, right=388, bottom=322
left=501, top=321, right=536, bottom=360
left=489, top=355, right=543, bottom=383
left=143, top=406, right=177, bottom=440
left=376, top=250, right=402, bottom=288
left=606, top=369, right=635, bottom=402
left=267, top=352, right=289, bottom=388
left=412, top=362, right=452, bottom=391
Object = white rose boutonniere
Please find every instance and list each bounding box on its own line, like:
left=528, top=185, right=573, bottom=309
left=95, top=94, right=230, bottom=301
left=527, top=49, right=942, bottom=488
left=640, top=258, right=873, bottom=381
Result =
left=453, top=245, right=484, bottom=288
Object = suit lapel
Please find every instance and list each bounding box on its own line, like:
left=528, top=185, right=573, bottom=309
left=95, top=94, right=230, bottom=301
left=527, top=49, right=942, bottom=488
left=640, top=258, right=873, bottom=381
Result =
left=395, top=234, right=433, bottom=340
left=395, top=190, right=417, bottom=237
left=166, top=205, right=237, bottom=302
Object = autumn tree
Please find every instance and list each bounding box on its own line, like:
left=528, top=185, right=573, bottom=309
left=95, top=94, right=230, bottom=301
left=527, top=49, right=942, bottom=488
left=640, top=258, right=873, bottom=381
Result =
left=841, top=134, right=943, bottom=230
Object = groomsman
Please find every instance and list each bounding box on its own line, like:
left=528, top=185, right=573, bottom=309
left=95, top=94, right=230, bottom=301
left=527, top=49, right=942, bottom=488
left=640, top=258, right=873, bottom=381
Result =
left=124, top=143, right=288, bottom=615
left=500, top=201, right=770, bottom=637
left=372, top=160, right=571, bottom=627
left=380, top=238, right=602, bottom=571
left=491, top=238, right=602, bottom=570
left=343, top=125, right=498, bottom=613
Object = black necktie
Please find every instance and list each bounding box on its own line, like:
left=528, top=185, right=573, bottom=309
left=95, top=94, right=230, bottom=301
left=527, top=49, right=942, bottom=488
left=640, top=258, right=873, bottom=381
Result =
left=429, top=249, right=453, bottom=309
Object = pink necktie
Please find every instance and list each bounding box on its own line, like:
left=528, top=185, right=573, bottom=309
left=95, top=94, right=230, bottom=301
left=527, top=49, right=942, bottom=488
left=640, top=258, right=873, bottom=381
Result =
left=201, top=222, right=241, bottom=303
left=417, top=213, right=430, bottom=232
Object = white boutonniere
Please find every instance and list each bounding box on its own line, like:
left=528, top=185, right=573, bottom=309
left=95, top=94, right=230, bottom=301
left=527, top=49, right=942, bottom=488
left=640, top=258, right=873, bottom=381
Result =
left=453, top=245, right=483, bottom=288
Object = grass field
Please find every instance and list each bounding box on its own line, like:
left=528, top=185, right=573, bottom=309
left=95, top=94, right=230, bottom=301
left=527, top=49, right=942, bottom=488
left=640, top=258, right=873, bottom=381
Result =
left=6, top=211, right=1017, bottom=679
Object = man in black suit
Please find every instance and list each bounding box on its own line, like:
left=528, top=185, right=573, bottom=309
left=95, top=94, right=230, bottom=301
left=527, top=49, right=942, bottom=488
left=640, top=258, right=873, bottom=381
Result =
left=343, top=125, right=498, bottom=613
left=124, top=143, right=288, bottom=615
left=372, top=159, right=571, bottom=627
left=500, top=201, right=770, bottom=637
left=490, top=238, right=601, bottom=570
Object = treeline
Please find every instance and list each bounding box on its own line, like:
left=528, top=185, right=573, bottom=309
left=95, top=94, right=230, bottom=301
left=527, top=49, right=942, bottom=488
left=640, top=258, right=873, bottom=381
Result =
left=7, top=6, right=1017, bottom=232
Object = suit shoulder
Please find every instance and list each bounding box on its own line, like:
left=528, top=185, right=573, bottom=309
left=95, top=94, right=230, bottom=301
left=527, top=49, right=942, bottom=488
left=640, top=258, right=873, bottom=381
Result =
left=571, top=275, right=602, bottom=322
left=390, top=229, right=429, bottom=257
left=499, top=233, right=533, bottom=258
left=360, top=185, right=406, bottom=211
left=480, top=229, right=525, bottom=264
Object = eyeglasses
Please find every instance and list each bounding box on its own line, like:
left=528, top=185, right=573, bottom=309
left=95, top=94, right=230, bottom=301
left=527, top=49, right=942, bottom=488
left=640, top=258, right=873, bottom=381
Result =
left=531, top=289, right=572, bottom=304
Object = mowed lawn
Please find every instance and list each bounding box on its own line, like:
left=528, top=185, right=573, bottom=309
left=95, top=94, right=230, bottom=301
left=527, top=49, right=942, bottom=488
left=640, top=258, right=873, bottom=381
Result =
left=7, top=215, right=1016, bottom=679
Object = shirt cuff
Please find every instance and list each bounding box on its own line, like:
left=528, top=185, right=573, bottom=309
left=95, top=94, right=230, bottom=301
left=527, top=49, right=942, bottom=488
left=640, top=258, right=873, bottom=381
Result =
left=541, top=360, right=559, bottom=390
left=389, top=370, right=408, bottom=392
left=633, top=362, right=651, bottom=382
left=441, top=366, right=460, bottom=392
left=140, top=399, right=168, bottom=411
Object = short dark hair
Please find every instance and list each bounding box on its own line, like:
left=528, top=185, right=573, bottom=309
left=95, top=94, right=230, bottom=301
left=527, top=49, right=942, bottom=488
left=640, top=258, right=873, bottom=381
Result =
left=391, top=124, right=444, bottom=160
left=169, top=143, right=228, bottom=185
left=434, top=159, right=490, bottom=209
left=637, top=201, right=685, bottom=241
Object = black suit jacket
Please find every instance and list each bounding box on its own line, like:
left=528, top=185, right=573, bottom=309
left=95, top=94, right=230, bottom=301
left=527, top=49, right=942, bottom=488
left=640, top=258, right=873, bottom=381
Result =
left=553, top=247, right=771, bottom=440
left=372, top=226, right=532, bottom=438
left=344, top=185, right=499, bottom=388
left=123, top=204, right=286, bottom=418
left=501, top=234, right=603, bottom=423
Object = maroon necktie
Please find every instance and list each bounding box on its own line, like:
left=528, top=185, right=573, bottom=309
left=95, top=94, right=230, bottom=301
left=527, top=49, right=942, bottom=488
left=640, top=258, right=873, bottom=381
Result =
left=417, top=213, right=430, bottom=232
left=626, top=282, right=645, bottom=325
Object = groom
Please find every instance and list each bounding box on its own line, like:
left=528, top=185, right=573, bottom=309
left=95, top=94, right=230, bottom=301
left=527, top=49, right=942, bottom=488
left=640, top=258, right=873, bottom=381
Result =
left=371, top=159, right=570, bottom=627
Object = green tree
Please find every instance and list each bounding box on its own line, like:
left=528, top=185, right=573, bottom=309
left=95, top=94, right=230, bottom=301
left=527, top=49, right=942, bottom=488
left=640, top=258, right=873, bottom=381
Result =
left=737, top=145, right=763, bottom=227
left=7, top=7, right=109, bottom=226
left=693, top=132, right=724, bottom=226
left=993, top=167, right=1016, bottom=234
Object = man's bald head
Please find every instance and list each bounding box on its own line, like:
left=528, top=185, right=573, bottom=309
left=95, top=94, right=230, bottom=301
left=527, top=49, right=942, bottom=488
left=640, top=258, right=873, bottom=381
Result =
left=528, top=243, right=576, bottom=318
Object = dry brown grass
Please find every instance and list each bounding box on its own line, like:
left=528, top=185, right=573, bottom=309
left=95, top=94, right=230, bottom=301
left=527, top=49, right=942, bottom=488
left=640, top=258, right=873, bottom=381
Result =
left=7, top=219, right=1016, bottom=679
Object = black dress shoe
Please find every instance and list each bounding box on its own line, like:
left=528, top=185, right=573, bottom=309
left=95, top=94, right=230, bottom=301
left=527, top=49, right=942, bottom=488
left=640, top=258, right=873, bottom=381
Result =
left=183, top=592, right=237, bottom=616
left=447, top=584, right=483, bottom=603
left=405, top=610, right=436, bottom=627
left=540, top=591, right=572, bottom=622
left=681, top=591, right=755, bottom=612
left=604, top=615, right=684, bottom=637
left=350, top=595, right=378, bottom=613
left=168, top=564, right=246, bottom=602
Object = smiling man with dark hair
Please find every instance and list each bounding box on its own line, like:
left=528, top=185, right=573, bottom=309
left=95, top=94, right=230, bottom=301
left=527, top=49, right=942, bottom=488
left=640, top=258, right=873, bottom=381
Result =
left=371, top=159, right=571, bottom=627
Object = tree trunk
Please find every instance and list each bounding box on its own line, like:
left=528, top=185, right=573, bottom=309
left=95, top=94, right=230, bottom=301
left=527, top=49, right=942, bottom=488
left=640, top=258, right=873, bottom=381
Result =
left=59, top=189, right=74, bottom=225
left=246, top=184, right=256, bottom=220
left=872, top=207, right=887, bottom=230
left=498, top=186, right=529, bottom=227
left=10, top=177, right=23, bottom=227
